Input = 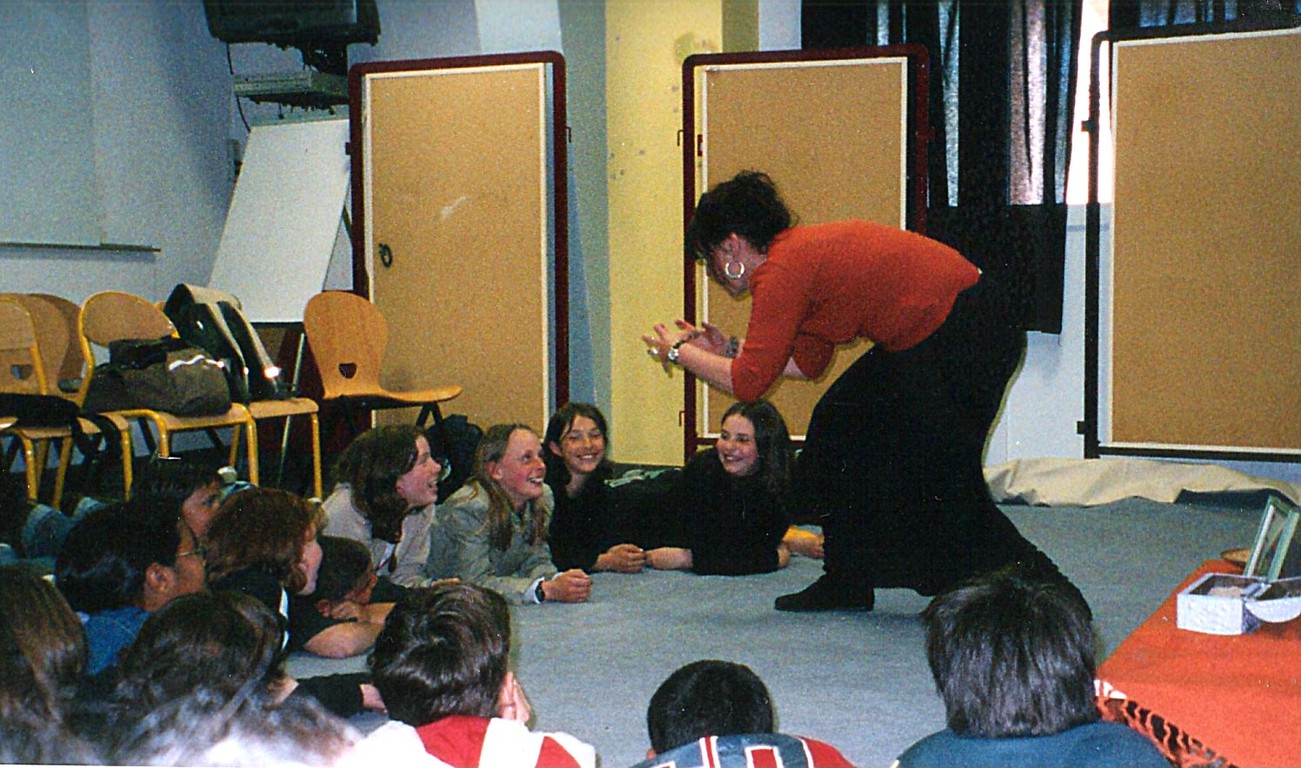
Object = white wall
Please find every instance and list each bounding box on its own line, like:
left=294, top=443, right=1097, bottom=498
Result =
left=1, top=1, right=232, bottom=304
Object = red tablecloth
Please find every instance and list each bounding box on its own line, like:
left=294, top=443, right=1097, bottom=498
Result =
left=1097, top=560, right=1301, bottom=767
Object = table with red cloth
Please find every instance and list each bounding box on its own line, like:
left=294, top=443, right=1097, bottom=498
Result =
left=1095, top=559, right=1301, bottom=768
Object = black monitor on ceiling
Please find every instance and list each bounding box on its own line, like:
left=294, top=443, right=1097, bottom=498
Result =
left=204, top=0, right=380, bottom=74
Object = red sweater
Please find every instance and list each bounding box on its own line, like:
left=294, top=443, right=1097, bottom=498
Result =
left=416, top=715, right=589, bottom=768
left=731, top=220, right=978, bottom=401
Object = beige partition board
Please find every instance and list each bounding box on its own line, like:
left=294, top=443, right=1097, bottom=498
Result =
left=692, top=56, right=909, bottom=440
left=359, top=62, right=553, bottom=430
left=1105, top=27, right=1300, bottom=455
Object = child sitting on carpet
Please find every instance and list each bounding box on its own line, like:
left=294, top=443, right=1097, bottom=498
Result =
left=630, top=659, right=854, bottom=768
left=893, top=568, right=1168, bottom=768
left=357, top=582, right=596, bottom=768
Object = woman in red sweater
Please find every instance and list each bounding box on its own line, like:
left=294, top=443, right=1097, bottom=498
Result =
left=645, top=171, right=1081, bottom=613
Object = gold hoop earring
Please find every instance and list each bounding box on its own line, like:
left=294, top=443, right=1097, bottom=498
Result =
left=724, top=261, right=746, bottom=280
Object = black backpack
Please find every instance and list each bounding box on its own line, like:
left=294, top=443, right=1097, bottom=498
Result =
left=163, top=284, right=290, bottom=403
left=425, top=414, right=484, bottom=501
left=1, top=393, right=122, bottom=484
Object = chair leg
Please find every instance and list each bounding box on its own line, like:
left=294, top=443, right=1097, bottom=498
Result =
left=309, top=413, right=322, bottom=500
left=35, top=441, right=51, bottom=493
left=156, top=426, right=171, bottom=458
left=53, top=439, right=73, bottom=510
left=416, top=403, right=445, bottom=429
left=120, top=429, right=134, bottom=497
left=19, top=435, right=38, bottom=502
left=277, top=414, right=294, bottom=489
left=244, top=418, right=259, bottom=487
left=228, top=423, right=243, bottom=472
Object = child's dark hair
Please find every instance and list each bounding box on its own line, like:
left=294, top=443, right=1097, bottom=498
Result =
left=131, top=456, right=221, bottom=525
left=313, top=535, right=373, bottom=603
left=721, top=399, right=793, bottom=499
left=542, top=402, right=613, bottom=489
left=369, top=583, right=511, bottom=726
left=647, top=659, right=774, bottom=754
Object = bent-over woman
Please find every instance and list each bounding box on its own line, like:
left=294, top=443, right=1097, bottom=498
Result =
left=645, top=171, right=1079, bottom=612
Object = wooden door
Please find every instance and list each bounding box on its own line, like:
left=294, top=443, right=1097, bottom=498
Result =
left=352, top=53, right=568, bottom=432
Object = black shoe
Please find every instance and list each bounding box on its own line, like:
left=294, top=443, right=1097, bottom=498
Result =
left=774, top=576, right=874, bottom=612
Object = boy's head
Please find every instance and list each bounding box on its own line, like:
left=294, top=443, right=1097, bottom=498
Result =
left=55, top=502, right=205, bottom=614
left=369, top=582, right=510, bottom=727
left=131, top=456, right=222, bottom=539
left=313, top=535, right=376, bottom=609
left=646, top=660, right=774, bottom=755
left=922, top=567, right=1098, bottom=738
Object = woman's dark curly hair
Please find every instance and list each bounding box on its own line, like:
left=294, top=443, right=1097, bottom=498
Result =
left=684, top=170, right=794, bottom=262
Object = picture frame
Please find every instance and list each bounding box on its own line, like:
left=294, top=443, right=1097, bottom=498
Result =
left=1244, top=495, right=1301, bottom=581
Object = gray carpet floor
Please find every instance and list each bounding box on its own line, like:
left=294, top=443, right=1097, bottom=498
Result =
left=288, top=498, right=1261, bottom=767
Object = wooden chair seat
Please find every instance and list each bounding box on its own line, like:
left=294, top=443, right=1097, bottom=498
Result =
left=246, top=396, right=322, bottom=498
left=303, top=291, right=461, bottom=428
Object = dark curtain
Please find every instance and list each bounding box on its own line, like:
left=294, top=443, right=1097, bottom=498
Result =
left=1110, top=0, right=1300, bottom=27
left=802, top=1, right=1083, bottom=334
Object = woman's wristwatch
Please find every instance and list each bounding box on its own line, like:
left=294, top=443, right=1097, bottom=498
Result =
left=666, top=339, right=686, bottom=364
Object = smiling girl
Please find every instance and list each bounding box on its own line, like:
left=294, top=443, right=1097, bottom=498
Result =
left=647, top=400, right=822, bottom=575
left=430, top=424, right=593, bottom=605
left=322, top=425, right=444, bottom=591
left=543, top=403, right=653, bottom=574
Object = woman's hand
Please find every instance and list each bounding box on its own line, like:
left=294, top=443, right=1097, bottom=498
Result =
left=595, top=543, right=646, bottom=573
left=542, top=569, right=593, bottom=603
left=687, top=320, right=734, bottom=356
left=642, top=322, right=698, bottom=368
left=642, top=320, right=740, bottom=394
